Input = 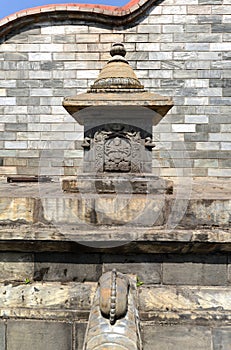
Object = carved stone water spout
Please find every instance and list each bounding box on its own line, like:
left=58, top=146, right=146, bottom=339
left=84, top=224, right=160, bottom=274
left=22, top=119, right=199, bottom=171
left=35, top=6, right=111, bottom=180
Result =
left=83, top=270, right=142, bottom=350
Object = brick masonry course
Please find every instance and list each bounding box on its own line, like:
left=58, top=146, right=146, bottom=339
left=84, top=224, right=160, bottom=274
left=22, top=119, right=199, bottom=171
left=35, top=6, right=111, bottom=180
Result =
left=0, top=251, right=229, bottom=286
left=0, top=1, right=230, bottom=179
left=0, top=238, right=231, bottom=286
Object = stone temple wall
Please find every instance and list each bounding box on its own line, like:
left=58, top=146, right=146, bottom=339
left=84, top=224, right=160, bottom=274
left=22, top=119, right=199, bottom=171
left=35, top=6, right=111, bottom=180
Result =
left=0, top=0, right=230, bottom=180
left=0, top=2, right=231, bottom=348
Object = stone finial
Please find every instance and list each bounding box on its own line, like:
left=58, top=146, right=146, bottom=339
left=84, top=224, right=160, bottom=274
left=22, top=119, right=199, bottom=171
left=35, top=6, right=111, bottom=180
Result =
left=110, top=43, right=126, bottom=58
left=108, top=42, right=128, bottom=64
left=89, top=42, right=143, bottom=90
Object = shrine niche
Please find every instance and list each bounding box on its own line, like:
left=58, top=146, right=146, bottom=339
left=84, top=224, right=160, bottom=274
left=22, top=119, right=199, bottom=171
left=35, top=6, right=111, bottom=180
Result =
left=62, top=43, right=173, bottom=193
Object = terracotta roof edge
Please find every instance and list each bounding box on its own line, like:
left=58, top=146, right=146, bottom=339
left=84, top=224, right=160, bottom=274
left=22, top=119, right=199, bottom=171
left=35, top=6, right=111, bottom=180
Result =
left=0, top=0, right=156, bottom=36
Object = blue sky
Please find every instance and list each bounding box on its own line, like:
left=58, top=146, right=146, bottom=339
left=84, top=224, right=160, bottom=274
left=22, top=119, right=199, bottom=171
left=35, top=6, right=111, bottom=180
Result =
left=0, top=0, right=128, bottom=19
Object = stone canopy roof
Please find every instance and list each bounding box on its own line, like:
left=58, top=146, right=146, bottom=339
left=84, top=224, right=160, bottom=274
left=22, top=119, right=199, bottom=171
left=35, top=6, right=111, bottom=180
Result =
left=63, top=43, right=174, bottom=118
left=90, top=43, right=144, bottom=92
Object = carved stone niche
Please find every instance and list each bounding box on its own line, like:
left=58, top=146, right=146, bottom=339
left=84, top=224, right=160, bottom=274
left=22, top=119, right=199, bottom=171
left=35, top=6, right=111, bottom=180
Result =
left=62, top=43, right=174, bottom=194
left=82, top=123, right=155, bottom=174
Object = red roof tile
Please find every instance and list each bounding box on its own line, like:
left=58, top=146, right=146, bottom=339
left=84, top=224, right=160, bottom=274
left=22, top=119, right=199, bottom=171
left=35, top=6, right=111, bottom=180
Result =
left=0, top=0, right=155, bottom=36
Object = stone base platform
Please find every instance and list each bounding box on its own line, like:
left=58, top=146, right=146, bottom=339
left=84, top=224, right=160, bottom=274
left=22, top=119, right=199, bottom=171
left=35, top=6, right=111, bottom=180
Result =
left=62, top=174, right=173, bottom=194
left=0, top=179, right=230, bottom=227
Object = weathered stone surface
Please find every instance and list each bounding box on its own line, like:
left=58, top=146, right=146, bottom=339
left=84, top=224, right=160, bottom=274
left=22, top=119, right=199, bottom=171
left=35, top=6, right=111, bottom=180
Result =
left=0, top=253, right=34, bottom=282
left=0, top=322, right=5, bottom=350
left=103, top=255, right=161, bottom=284
left=171, top=198, right=231, bottom=227
left=63, top=91, right=173, bottom=117
left=0, top=281, right=95, bottom=316
left=0, top=224, right=230, bottom=255
left=75, top=322, right=88, bottom=350
left=34, top=253, right=102, bottom=282
left=228, top=256, right=231, bottom=284
left=7, top=321, right=72, bottom=350
left=0, top=283, right=230, bottom=323
left=1, top=181, right=231, bottom=227
left=95, top=195, right=166, bottom=226
left=162, top=255, right=228, bottom=285
left=0, top=197, right=36, bottom=223
left=139, top=286, right=231, bottom=322
left=0, top=195, right=229, bottom=227
left=62, top=175, right=173, bottom=195
left=141, top=325, right=211, bottom=350
left=41, top=195, right=165, bottom=226
left=212, top=327, right=231, bottom=350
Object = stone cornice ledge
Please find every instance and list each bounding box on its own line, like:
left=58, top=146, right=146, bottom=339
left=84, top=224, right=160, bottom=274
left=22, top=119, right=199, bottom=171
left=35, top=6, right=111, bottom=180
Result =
left=0, top=0, right=157, bottom=37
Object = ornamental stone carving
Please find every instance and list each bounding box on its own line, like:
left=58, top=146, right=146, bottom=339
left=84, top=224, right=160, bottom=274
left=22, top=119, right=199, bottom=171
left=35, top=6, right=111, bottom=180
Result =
left=83, top=124, right=150, bottom=173
left=104, top=136, right=131, bottom=172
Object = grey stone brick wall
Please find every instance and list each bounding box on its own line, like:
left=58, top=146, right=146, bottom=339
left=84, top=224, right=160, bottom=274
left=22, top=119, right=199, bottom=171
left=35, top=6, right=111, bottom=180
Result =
left=0, top=251, right=230, bottom=286
left=0, top=0, right=230, bottom=179
left=7, top=321, right=72, bottom=350
left=1, top=318, right=231, bottom=350
left=141, top=325, right=231, bottom=350
left=0, top=250, right=230, bottom=349
left=1, top=319, right=231, bottom=350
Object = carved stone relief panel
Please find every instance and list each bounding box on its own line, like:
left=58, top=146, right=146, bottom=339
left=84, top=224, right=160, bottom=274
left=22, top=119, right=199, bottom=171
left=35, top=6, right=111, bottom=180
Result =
left=83, top=123, right=153, bottom=174
left=104, top=136, right=131, bottom=172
